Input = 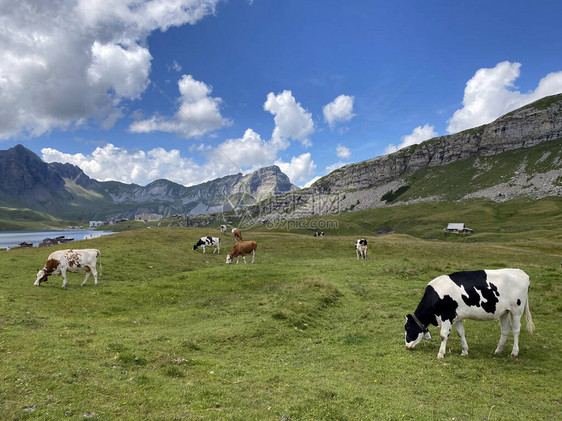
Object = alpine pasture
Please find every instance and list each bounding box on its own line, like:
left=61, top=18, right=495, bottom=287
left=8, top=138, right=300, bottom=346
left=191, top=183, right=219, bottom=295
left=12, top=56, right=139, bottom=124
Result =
left=1, top=201, right=561, bottom=420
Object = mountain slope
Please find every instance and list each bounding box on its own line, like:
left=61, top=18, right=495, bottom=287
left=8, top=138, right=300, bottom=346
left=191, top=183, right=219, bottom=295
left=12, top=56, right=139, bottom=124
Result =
left=240, top=94, right=562, bottom=223
left=0, top=146, right=297, bottom=220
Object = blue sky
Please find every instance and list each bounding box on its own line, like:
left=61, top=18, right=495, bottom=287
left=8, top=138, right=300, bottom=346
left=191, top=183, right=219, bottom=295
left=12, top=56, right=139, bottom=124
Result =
left=1, top=0, right=561, bottom=187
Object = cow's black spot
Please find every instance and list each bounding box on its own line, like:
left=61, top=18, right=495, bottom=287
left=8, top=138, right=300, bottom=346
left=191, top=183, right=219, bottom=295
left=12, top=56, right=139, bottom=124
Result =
left=434, top=294, right=458, bottom=325
left=449, top=270, right=499, bottom=314
left=206, top=236, right=213, bottom=243
left=517, top=299, right=521, bottom=306
left=413, top=285, right=459, bottom=327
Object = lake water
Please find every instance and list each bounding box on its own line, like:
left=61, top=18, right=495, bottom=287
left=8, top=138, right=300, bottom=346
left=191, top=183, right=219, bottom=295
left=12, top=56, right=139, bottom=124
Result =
left=0, top=230, right=114, bottom=250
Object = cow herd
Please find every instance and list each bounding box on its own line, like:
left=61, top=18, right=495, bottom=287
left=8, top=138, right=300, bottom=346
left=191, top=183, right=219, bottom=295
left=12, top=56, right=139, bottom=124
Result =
left=32, top=226, right=536, bottom=359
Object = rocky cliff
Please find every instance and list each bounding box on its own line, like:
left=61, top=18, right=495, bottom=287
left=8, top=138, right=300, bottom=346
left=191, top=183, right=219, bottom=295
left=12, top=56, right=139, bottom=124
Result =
left=247, top=94, right=562, bottom=223
left=314, top=94, right=562, bottom=194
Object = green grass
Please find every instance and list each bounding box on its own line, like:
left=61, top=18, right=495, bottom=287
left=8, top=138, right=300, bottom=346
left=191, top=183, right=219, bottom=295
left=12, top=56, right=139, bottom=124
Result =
left=1, top=205, right=561, bottom=420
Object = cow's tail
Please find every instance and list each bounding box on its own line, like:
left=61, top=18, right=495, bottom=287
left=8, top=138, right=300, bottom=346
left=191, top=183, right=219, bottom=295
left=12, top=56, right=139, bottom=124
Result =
left=97, top=249, right=102, bottom=277
left=525, top=287, right=535, bottom=336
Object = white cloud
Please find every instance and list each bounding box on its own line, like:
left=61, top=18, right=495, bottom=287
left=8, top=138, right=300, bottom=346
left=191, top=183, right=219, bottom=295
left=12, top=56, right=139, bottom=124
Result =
left=275, top=153, right=316, bottom=185
left=384, top=124, right=438, bottom=154
left=129, top=74, right=231, bottom=138
left=206, top=129, right=278, bottom=175
left=336, top=145, right=351, bottom=159
left=168, top=60, right=182, bottom=72
left=42, top=130, right=315, bottom=186
left=42, top=143, right=204, bottom=186
left=447, top=61, right=562, bottom=133
left=323, top=95, right=355, bottom=128
left=0, top=0, right=221, bottom=139
left=264, top=90, right=315, bottom=148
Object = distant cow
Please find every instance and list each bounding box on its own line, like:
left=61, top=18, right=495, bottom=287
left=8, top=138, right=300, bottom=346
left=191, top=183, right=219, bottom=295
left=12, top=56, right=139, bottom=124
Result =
left=314, top=232, right=324, bottom=237
left=193, top=236, right=220, bottom=254
left=220, top=225, right=227, bottom=234
left=232, top=228, right=243, bottom=242
left=34, top=249, right=101, bottom=287
left=405, top=269, right=534, bottom=359
left=355, top=239, right=367, bottom=260
left=226, top=241, right=257, bottom=264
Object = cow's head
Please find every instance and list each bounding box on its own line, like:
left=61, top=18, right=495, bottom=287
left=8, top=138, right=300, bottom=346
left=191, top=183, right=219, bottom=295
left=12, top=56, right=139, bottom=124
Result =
left=193, top=244, right=199, bottom=251
left=405, top=314, right=431, bottom=349
left=226, top=254, right=233, bottom=264
left=34, top=268, right=49, bottom=286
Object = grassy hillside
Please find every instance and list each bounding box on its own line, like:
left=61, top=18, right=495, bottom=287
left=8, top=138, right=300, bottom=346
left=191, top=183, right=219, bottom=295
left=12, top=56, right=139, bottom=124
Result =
left=395, top=137, right=562, bottom=203
left=0, top=214, right=560, bottom=419
left=0, top=207, right=78, bottom=231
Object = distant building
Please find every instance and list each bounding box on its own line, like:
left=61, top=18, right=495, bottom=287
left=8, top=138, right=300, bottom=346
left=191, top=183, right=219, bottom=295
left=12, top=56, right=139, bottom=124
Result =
left=90, top=220, right=104, bottom=228
left=135, top=213, right=163, bottom=222
left=445, top=223, right=473, bottom=233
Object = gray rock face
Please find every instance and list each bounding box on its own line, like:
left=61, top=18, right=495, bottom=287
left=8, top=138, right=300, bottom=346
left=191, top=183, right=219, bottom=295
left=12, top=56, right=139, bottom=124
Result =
left=315, top=95, right=562, bottom=196
left=253, top=94, right=562, bottom=222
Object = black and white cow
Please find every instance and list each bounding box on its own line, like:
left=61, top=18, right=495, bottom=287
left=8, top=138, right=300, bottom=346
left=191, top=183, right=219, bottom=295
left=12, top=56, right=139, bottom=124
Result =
left=220, top=225, right=227, bottom=234
left=405, top=268, right=534, bottom=358
left=314, top=232, right=324, bottom=237
left=193, top=236, right=221, bottom=254
left=355, top=239, right=367, bottom=260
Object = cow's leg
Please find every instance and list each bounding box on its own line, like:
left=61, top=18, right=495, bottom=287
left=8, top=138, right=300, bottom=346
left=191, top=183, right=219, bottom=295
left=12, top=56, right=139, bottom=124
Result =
left=510, top=312, right=522, bottom=357
left=242, top=256, right=247, bottom=264
left=61, top=268, right=68, bottom=287
left=494, top=312, right=511, bottom=354
left=251, top=250, right=255, bottom=264
left=437, top=322, right=452, bottom=359
left=81, top=267, right=91, bottom=286
left=356, top=250, right=359, bottom=260
left=202, top=246, right=206, bottom=253
left=454, top=321, right=469, bottom=356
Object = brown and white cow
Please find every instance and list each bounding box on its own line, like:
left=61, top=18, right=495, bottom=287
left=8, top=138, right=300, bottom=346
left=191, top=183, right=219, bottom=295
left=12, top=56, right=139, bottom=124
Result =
left=226, top=241, right=257, bottom=264
left=232, top=228, right=243, bottom=242
left=34, top=249, right=101, bottom=287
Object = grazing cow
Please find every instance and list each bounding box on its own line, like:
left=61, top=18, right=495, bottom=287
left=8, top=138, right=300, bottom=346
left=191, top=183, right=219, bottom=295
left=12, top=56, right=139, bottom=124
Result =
left=220, top=225, right=227, bottom=234
left=314, top=232, right=324, bottom=237
left=355, top=239, right=367, bottom=260
left=226, top=241, right=257, bottom=264
left=193, top=236, right=221, bottom=254
left=405, top=269, right=534, bottom=359
left=34, top=249, right=101, bottom=287
left=232, top=228, right=243, bottom=242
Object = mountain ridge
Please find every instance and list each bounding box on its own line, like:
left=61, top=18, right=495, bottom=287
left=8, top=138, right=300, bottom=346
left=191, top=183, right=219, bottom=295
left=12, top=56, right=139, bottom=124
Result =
left=0, top=146, right=298, bottom=220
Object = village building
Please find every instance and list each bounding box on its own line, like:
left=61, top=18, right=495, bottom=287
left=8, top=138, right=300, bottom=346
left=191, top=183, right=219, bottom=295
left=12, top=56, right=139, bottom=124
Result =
left=445, top=223, right=473, bottom=233
left=135, top=213, right=163, bottom=222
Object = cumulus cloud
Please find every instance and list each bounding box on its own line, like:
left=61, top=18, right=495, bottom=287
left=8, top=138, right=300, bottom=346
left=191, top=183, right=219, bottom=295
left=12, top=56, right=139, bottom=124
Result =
left=323, top=95, right=355, bottom=128
left=447, top=61, right=562, bottom=133
left=384, top=124, right=438, bottom=154
left=43, top=129, right=316, bottom=186
left=205, top=129, right=278, bottom=175
left=264, top=90, right=315, bottom=148
left=336, top=145, right=351, bottom=159
left=0, top=0, right=221, bottom=139
left=42, top=144, right=203, bottom=186
left=275, top=153, right=317, bottom=185
left=129, top=74, right=231, bottom=138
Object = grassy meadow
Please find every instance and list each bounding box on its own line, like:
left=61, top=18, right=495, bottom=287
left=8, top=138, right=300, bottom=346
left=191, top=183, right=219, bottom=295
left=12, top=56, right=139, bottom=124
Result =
left=1, top=200, right=561, bottom=420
